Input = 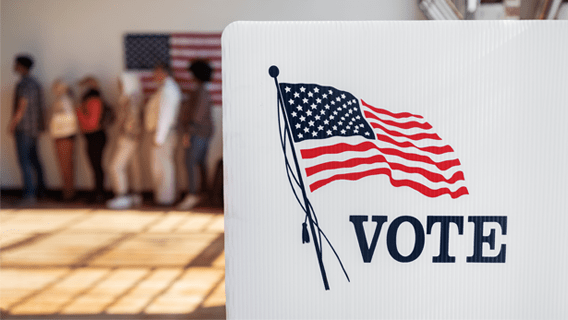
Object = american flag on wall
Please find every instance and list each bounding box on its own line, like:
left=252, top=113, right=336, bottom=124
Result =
left=279, top=82, right=469, bottom=198
left=124, top=33, right=222, bottom=107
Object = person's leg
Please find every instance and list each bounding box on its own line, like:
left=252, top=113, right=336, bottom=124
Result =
left=85, top=131, right=107, bottom=201
left=110, top=135, right=137, bottom=196
left=179, top=135, right=209, bottom=210
left=196, top=136, right=211, bottom=194
left=152, top=132, right=177, bottom=205
left=15, top=132, right=35, bottom=199
left=94, top=131, right=107, bottom=196
left=84, top=132, right=96, bottom=189
left=185, top=138, right=198, bottom=196
left=128, top=139, right=143, bottom=206
left=55, top=137, right=75, bottom=200
left=107, top=135, right=138, bottom=209
left=29, top=137, right=46, bottom=197
left=185, top=135, right=210, bottom=195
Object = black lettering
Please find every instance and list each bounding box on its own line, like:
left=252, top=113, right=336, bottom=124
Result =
left=349, top=215, right=388, bottom=263
left=467, top=216, right=507, bottom=263
left=427, top=216, right=464, bottom=263
left=387, top=216, right=425, bottom=263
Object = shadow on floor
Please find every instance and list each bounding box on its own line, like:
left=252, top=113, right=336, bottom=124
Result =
left=2, top=305, right=225, bottom=319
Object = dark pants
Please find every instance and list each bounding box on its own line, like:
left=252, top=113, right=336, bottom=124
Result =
left=15, top=131, right=45, bottom=198
left=185, top=135, right=210, bottom=195
left=84, top=130, right=107, bottom=194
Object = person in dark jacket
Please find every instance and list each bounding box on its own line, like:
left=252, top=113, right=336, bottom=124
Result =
left=177, top=60, right=214, bottom=210
left=9, top=54, right=46, bottom=206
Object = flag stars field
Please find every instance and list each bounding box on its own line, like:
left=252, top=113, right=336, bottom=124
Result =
left=281, top=84, right=374, bottom=142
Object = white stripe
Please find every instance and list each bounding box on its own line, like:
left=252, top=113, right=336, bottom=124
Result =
left=368, top=123, right=450, bottom=149
left=170, top=49, right=222, bottom=58
left=360, top=101, right=428, bottom=124
left=170, top=37, right=221, bottom=47
left=172, top=59, right=222, bottom=68
left=171, top=60, right=190, bottom=68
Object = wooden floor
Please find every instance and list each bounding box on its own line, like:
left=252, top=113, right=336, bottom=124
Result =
left=0, top=194, right=225, bottom=320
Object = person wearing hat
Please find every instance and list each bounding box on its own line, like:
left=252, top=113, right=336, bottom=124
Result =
left=9, top=54, right=47, bottom=206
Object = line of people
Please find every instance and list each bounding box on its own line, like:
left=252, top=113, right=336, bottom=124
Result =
left=9, top=54, right=215, bottom=210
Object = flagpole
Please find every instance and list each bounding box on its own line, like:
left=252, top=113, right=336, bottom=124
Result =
left=269, top=66, right=330, bottom=290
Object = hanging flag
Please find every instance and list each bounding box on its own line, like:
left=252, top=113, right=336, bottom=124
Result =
left=124, top=33, right=222, bottom=107
left=278, top=82, right=469, bottom=198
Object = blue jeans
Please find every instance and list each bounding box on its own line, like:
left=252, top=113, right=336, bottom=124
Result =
left=15, top=131, right=45, bottom=198
left=186, top=135, right=210, bottom=195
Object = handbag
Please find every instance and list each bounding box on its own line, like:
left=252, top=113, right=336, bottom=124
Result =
left=50, top=111, right=77, bottom=138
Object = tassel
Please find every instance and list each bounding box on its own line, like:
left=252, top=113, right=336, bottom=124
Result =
left=302, top=222, right=310, bottom=243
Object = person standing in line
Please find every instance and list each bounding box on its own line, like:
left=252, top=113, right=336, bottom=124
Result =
left=107, top=73, right=144, bottom=209
left=177, top=60, right=214, bottom=210
left=76, top=77, right=107, bottom=203
left=9, top=55, right=46, bottom=206
left=145, top=63, right=182, bottom=206
left=50, top=80, right=78, bottom=201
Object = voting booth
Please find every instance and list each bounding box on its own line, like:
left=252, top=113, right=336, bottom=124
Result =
left=222, top=21, right=568, bottom=319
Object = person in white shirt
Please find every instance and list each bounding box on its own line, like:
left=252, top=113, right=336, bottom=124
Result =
left=145, top=64, right=181, bottom=205
left=107, top=72, right=144, bottom=209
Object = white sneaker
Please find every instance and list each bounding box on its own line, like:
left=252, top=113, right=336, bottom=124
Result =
left=177, top=194, right=200, bottom=211
left=131, top=194, right=143, bottom=207
left=107, top=195, right=133, bottom=210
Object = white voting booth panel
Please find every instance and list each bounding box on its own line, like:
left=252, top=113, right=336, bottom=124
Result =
left=222, top=21, right=568, bottom=319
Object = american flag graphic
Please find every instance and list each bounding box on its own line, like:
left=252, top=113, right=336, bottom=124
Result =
left=280, top=82, right=469, bottom=198
left=124, top=33, right=222, bottom=107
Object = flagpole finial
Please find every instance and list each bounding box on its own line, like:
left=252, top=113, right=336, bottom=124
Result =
left=269, top=65, right=279, bottom=78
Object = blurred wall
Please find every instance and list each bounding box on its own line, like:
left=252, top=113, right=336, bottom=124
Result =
left=0, top=0, right=424, bottom=192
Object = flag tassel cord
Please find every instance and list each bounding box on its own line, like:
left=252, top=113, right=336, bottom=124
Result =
left=270, top=65, right=351, bottom=290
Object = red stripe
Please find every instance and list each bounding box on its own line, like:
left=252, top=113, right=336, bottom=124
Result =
left=370, top=122, right=441, bottom=141
left=309, top=167, right=469, bottom=198
left=375, top=134, right=453, bottom=155
left=172, top=65, right=222, bottom=70
left=171, top=57, right=222, bottom=62
left=361, top=99, right=423, bottom=119
left=170, top=53, right=222, bottom=59
left=300, top=142, right=459, bottom=171
left=364, top=111, right=432, bottom=130
left=373, top=147, right=459, bottom=171
left=170, top=45, right=221, bottom=50
left=171, top=33, right=222, bottom=38
left=305, top=153, right=465, bottom=184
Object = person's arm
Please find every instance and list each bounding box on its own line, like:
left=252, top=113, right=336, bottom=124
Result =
left=9, top=97, right=28, bottom=133
left=154, top=81, right=181, bottom=145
